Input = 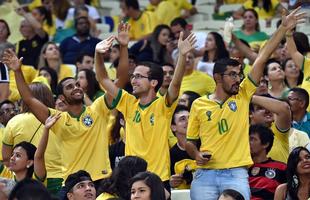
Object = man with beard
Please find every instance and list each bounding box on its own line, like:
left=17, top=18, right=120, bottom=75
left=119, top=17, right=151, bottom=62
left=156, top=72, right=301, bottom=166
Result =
left=60, top=16, right=100, bottom=64
left=184, top=7, right=306, bottom=200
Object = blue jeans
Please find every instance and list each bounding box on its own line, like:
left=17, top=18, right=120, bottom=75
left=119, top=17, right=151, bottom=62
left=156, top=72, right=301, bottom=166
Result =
left=190, top=167, right=250, bottom=200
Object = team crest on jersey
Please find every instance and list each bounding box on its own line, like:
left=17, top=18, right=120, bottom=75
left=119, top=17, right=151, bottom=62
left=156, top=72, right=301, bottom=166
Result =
left=82, top=115, right=93, bottom=127
left=265, top=168, right=276, bottom=179
left=251, top=167, right=260, bottom=176
left=228, top=101, right=237, bottom=112
left=206, top=111, right=212, bottom=121
left=150, top=113, right=154, bottom=126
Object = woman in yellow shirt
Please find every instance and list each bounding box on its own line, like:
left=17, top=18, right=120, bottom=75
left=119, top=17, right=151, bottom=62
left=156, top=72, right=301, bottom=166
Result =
left=31, top=6, right=56, bottom=37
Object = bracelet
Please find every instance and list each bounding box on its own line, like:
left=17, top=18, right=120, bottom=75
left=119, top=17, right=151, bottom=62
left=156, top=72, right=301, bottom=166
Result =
left=285, top=32, right=293, bottom=37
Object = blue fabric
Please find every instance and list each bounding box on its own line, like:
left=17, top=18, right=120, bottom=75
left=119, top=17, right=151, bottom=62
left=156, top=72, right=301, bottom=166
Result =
left=292, top=112, right=310, bottom=137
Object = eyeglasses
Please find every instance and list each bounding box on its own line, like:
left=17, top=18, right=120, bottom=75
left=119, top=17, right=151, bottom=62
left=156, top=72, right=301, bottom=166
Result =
left=130, top=74, right=150, bottom=81
left=221, top=72, right=244, bottom=80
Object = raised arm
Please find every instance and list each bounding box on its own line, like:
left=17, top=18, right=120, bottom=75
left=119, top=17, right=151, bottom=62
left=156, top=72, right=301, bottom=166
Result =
left=251, top=95, right=291, bottom=131
left=166, top=32, right=196, bottom=105
left=95, top=36, right=120, bottom=98
left=231, top=34, right=258, bottom=64
left=249, top=7, right=306, bottom=84
left=34, top=113, right=61, bottom=181
left=286, top=31, right=304, bottom=69
left=2, top=49, right=49, bottom=123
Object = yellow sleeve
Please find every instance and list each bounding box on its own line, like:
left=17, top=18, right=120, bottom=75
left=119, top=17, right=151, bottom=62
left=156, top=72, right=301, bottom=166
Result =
left=243, top=0, right=252, bottom=9
left=239, top=76, right=258, bottom=101
left=0, top=164, right=14, bottom=179
left=90, top=96, right=109, bottom=117
left=186, top=101, right=200, bottom=140
left=180, top=0, right=193, bottom=10
left=302, top=57, right=310, bottom=76
left=49, top=108, right=63, bottom=135
left=3, top=122, right=14, bottom=146
left=28, top=0, right=42, bottom=10
left=111, top=89, right=136, bottom=119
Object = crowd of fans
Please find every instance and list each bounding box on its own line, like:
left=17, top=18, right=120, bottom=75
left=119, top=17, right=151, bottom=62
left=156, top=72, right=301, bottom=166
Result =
left=0, top=0, right=310, bottom=200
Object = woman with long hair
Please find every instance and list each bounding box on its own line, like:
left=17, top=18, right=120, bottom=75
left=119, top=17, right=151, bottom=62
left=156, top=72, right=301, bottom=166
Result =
left=274, top=147, right=310, bottom=200
left=37, top=41, right=74, bottom=81
left=196, top=32, right=229, bottom=77
left=31, top=6, right=55, bottom=37
left=129, top=24, right=173, bottom=65
left=283, top=58, right=303, bottom=88
left=38, top=67, right=58, bottom=95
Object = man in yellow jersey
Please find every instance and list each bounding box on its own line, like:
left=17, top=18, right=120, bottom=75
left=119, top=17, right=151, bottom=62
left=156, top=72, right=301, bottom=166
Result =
left=2, top=24, right=131, bottom=186
left=95, top=31, right=196, bottom=192
left=120, top=0, right=158, bottom=41
left=185, top=7, right=306, bottom=200
left=250, top=94, right=291, bottom=163
left=286, top=30, right=310, bottom=112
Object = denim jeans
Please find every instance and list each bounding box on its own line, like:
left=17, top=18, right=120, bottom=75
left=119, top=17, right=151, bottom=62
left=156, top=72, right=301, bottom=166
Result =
left=190, top=167, right=250, bottom=200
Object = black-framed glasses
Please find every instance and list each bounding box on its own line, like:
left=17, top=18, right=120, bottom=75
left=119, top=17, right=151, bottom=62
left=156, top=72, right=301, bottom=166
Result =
left=130, top=74, right=150, bottom=81
left=221, top=72, right=244, bottom=80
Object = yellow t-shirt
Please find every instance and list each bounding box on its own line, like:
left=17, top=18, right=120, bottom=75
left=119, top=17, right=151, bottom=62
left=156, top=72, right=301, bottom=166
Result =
left=43, top=16, right=56, bottom=37
left=49, top=96, right=111, bottom=181
left=180, top=70, right=215, bottom=96
left=169, top=0, right=193, bottom=16
left=96, top=193, right=117, bottom=200
left=111, top=89, right=177, bottom=181
left=9, top=65, right=37, bottom=102
left=243, top=0, right=280, bottom=20
left=152, top=1, right=178, bottom=25
left=0, top=127, right=3, bottom=161
left=187, top=76, right=257, bottom=169
left=301, top=56, right=310, bottom=112
left=3, top=113, right=62, bottom=179
left=128, top=11, right=158, bottom=40
left=268, top=124, right=289, bottom=163
left=59, top=64, right=75, bottom=81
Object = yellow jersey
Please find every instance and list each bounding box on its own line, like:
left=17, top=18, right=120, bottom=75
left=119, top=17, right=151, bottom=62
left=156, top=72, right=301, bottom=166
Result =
left=187, top=76, right=257, bottom=169
left=180, top=70, right=215, bottom=96
left=96, top=193, right=117, bottom=200
left=169, top=0, right=193, bottom=16
left=127, top=11, right=158, bottom=40
left=243, top=0, right=280, bottom=20
left=49, top=96, right=111, bottom=181
left=151, top=1, right=178, bottom=25
left=0, top=127, right=3, bottom=161
left=3, top=113, right=62, bottom=179
left=111, top=89, right=177, bottom=181
left=268, top=124, right=289, bottom=163
left=301, top=56, right=310, bottom=112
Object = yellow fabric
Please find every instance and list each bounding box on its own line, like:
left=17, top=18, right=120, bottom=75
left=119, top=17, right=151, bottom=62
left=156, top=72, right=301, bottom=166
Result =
left=225, top=0, right=246, bottom=3
left=59, top=64, right=75, bottom=81
left=113, top=89, right=177, bottom=181
left=174, top=159, right=196, bottom=189
left=0, top=128, right=3, bottom=161
left=268, top=124, right=289, bottom=163
left=168, top=130, right=177, bottom=148
left=169, top=0, right=193, bottom=16
left=243, top=64, right=252, bottom=76
left=301, top=57, right=310, bottom=112
left=8, top=65, right=37, bottom=102
left=187, top=77, right=257, bottom=169
left=43, top=16, right=56, bottom=37
left=289, top=128, right=310, bottom=153
left=28, top=0, right=42, bottom=10
left=96, top=193, right=117, bottom=200
left=128, top=11, right=158, bottom=40
left=32, top=76, right=51, bottom=90
left=49, top=96, right=112, bottom=181
left=243, top=0, right=280, bottom=20
left=3, top=113, right=62, bottom=179
left=180, top=70, right=215, bottom=96
left=151, top=1, right=178, bottom=25
left=105, top=64, right=116, bottom=80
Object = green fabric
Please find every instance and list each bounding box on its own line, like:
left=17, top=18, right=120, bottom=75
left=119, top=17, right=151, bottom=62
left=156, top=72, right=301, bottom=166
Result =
left=47, top=178, right=63, bottom=196
left=233, top=30, right=269, bottom=44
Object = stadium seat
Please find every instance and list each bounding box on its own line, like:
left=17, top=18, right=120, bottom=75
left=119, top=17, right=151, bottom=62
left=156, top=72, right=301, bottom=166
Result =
left=219, top=4, right=242, bottom=13
left=171, top=189, right=191, bottom=200
left=193, top=20, right=225, bottom=31
left=96, top=23, right=110, bottom=33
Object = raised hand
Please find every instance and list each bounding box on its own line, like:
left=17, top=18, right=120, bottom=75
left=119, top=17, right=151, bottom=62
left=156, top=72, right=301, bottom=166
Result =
left=115, top=23, right=130, bottom=47
left=2, top=49, right=22, bottom=71
left=281, top=6, right=307, bottom=31
left=95, top=35, right=115, bottom=54
left=44, top=113, right=61, bottom=129
left=178, top=32, right=197, bottom=56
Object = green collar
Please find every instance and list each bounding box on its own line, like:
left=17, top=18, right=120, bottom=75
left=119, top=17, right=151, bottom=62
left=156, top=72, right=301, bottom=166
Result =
left=68, top=106, right=86, bottom=121
left=139, top=97, right=158, bottom=110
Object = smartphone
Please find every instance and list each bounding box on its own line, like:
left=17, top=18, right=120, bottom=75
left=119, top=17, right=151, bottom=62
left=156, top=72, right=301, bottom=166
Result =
left=202, top=153, right=212, bottom=159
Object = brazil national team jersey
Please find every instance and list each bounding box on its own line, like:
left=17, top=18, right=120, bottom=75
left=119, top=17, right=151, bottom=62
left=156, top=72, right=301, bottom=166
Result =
left=109, top=89, right=177, bottom=181
left=301, top=57, right=310, bottom=112
left=187, top=76, right=257, bottom=169
left=49, top=96, right=111, bottom=181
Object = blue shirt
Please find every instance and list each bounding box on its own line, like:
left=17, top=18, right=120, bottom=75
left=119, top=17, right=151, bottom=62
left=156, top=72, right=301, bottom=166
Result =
left=292, top=112, right=310, bottom=137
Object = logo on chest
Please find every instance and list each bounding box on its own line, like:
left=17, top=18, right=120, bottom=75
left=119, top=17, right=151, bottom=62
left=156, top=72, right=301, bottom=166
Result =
left=228, top=101, right=237, bottom=112
left=82, top=115, right=93, bottom=127
left=265, top=168, right=276, bottom=179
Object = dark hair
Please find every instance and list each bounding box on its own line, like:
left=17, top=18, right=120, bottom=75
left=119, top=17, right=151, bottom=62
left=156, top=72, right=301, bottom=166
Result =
left=76, top=52, right=93, bottom=64
left=13, top=142, right=37, bottom=179
left=203, top=32, right=229, bottom=63
left=289, top=87, right=310, bottom=109
left=39, top=67, right=58, bottom=95
left=78, top=69, right=101, bottom=100
left=52, top=0, right=71, bottom=21
left=181, top=91, right=200, bottom=109
left=65, top=170, right=93, bottom=195
left=56, top=77, right=75, bottom=96
left=34, top=6, right=53, bottom=26
left=172, top=105, right=190, bottom=125
left=286, top=147, right=310, bottom=200
left=263, top=58, right=282, bottom=76
left=22, top=83, right=55, bottom=113
left=8, top=179, right=52, bottom=200
left=137, top=62, right=163, bottom=92
left=110, top=111, right=124, bottom=144
left=213, top=58, right=241, bottom=75
left=283, top=58, right=304, bottom=87
left=170, top=17, right=188, bottom=29
left=130, top=171, right=166, bottom=200
left=249, top=93, right=274, bottom=113
left=121, top=0, right=140, bottom=10
left=0, top=19, right=11, bottom=38
left=74, top=5, right=89, bottom=20
left=148, top=24, right=172, bottom=65
left=242, top=9, right=260, bottom=31
left=249, top=124, right=274, bottom=154
left=99, top=156, right=148, bottom=200
left=0, top=100, right=14, bottom=109
left=220, top=189, right=245, bottom=200
left=293, top=32, right=310, bottom=55
left=252, top=0, right=272, bottom=12
left=74, top=16, right=89, bottom=29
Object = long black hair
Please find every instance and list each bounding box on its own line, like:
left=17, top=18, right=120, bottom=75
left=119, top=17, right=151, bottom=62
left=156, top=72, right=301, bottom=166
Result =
left=78, top=69, right=101, bottom=100
left=252, top=0, right=272, bottom=12
left=39, top=67, right=58, bottom=95
left=286, top=147, right=310, bottom=200
left=34, top=6, right=53, bottom=26
left=203, top=32, right=229, bottom=62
